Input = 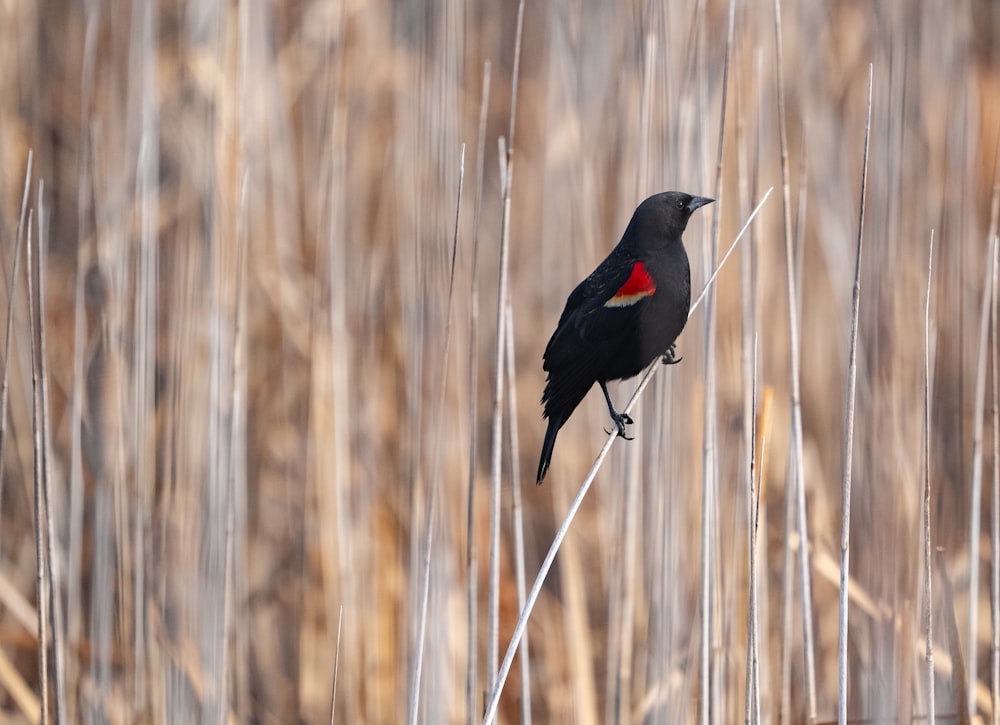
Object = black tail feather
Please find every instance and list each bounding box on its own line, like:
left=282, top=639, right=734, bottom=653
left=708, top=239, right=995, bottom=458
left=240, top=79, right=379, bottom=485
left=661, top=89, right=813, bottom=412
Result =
left=536, top=415, right=563, bottom=484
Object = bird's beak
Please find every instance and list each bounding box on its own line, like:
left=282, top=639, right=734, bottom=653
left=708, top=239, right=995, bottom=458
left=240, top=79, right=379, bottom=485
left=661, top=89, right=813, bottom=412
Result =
left=688, top=196, right=714, bottom=212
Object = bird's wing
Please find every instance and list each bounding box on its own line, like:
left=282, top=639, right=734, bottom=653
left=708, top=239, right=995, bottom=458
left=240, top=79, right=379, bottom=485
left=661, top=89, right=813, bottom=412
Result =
left=543, top=255, right=653, bottom=372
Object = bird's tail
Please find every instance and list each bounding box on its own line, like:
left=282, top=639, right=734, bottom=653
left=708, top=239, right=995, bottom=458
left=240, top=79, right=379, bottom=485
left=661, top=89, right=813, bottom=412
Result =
left=536, top=415, right=563, bottom=484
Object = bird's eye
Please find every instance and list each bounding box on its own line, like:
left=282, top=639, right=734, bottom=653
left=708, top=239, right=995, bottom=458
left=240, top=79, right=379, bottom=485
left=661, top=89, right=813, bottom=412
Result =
left=676, top=200, right=685, bottom=209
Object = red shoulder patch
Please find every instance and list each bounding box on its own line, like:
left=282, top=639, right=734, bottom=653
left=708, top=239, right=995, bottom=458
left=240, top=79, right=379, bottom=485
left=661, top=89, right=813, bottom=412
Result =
left=605, top=261, right=656, bottom=307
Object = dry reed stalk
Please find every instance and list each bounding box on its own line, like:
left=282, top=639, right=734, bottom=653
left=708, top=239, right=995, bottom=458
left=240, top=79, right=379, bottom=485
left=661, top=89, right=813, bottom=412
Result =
left=224, top=169, right=249, bottom=724
left=698, top=0, right=736, bottom=718
left=925, top=231, right=937, bottom=725
left=129, top=0, right=159, bottom=710
left=747, top=372, right=775, bottom=725
left=744, top=338, right=759, bottom=724
left=779, top=448, right=795, bottom=724
left=67, top=95, right=89, bottom=725
left=738, top=41, right=764, bottom=723
left=66, top=13, right=100, bottom=713
left=835, top=64, right=872, bottom=724
left=970, top=225, right=998, bottom=721
left=552, top=475, right=598, bottom=725
left=410, top=145, right=465, bottom=725
left=466, top=60, right=490, bottom=725
left=613, top=406, right=641, bottom=725
left=755, top=387, right=775, bottom=721
left=0, top=150, right=30, bottom=524
left=26, top=207, right=51, bottom=725
left=503, top=302, right=532, bottom=724
left=989, top=134, right=1000, bottom=725
left=487, top=137, right=510, bottom=691
left=329, top=605, right=343, bottom=725
left=2, top=154, right=36, bottom=725
left=993, top=235, right=999, bottom=725
left=487, top=0, right=525, bottom=687
left=772, top=0, right=816, bottom=718
left=939, top=552, right=971, bottom=725
left=36, top=182, right=67, bottom=725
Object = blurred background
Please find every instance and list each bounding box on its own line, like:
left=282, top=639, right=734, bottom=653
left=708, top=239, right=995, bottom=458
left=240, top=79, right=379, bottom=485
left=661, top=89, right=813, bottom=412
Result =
left=1, top=0, right=999, bottom=722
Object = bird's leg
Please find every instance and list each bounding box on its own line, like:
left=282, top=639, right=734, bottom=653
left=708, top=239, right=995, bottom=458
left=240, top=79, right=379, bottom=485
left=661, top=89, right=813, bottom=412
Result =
left=662, top=343, right=682, bottom=365
left=599, top=381, right=633, bottom=439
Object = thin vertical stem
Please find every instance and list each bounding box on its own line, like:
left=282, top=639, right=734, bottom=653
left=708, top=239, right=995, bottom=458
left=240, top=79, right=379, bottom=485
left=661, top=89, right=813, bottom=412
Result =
left=487, top=0, right=525, bottom=686
left=987, top=130, right=1000, bottom=725
left=37, top=183, right=67, bottom=725
left=836, top=63, right=872, bottom=725
left=779, top=446, right=795, bottom=725
left=466, top=60, right=490, bottom=725
left=925, top=231, right=937, bottom=725
left=773, top=0, right=817, bottom=718
left=751, top=389, right=771, bottom=725
left=486, top=139, right=510, bottom=687
left=970, top=224, right=998, bottom=720
left=504, top=303, right=532, bottom=724
left=0, top=151, right=31, bottom=516
left=700, top=0, right=736, bottom=719
left=329, top=605, right=344, bottom=725
left=739, top=46, right=763, bottom=725
left=744, top=337, right=759, bottom=725
left=409, top=146, right=465, bottom=725
left=223, top=168, right=249, bottom=725
left=992, top=304, right=1000, bottom=725
left=27, top=209, right=49, bottom=725
left=993, top=250, right=1000, bottom=723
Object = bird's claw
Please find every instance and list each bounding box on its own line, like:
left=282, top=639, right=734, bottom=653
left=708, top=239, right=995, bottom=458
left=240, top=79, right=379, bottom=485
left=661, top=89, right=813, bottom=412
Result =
left=604, top=413, right=634, bottom=440
left=662, top=344, right=682, bottom=365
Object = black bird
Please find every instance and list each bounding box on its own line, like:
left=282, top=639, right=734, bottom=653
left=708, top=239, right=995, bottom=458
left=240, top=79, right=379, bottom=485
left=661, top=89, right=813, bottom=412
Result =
left=536, top=191, right=713, bottom=484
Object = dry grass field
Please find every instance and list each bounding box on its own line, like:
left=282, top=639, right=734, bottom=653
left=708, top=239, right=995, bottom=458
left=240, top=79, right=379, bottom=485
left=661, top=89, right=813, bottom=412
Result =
left=1, top=0, right=1000, bottom=722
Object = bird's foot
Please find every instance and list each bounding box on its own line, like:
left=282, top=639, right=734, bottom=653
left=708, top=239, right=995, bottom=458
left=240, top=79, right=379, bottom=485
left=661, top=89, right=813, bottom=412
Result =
left=598, top=381, right=633, bottom=438
left=604, top=412, right=634, bottom=440
left=662, top=344, right=682, bottom=365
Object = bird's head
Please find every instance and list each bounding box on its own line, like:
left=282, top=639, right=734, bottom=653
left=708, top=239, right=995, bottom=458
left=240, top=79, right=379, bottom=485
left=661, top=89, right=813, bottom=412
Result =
left=632, top=191, right=714, bottom=243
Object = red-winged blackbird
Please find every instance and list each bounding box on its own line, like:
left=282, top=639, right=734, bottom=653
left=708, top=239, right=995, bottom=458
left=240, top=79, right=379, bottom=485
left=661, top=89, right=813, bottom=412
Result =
left=536, top=191, right=713, bottom=484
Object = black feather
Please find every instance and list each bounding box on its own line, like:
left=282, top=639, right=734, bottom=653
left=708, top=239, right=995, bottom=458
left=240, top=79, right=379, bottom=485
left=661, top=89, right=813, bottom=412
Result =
left=536, top=191, right=713, bottom=483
